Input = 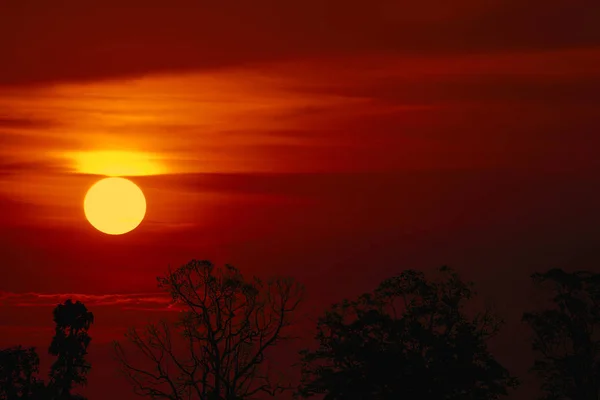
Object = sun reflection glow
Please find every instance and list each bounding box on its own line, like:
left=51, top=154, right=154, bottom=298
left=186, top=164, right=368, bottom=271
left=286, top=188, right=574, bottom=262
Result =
left=65, top=151, right=165, bottom=176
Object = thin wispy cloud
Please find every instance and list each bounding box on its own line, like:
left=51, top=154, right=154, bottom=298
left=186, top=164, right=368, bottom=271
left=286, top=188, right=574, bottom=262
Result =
left=0, top=291, right=176, bottom=311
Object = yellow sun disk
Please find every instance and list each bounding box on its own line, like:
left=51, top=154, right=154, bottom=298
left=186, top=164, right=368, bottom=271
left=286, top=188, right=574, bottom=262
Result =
left=84, top=178, right=147, bottom=235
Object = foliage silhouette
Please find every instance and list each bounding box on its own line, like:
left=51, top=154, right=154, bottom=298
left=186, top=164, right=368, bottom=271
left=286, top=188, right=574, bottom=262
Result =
left=298, top=266, right=519, bottom=400
left=523, top=268, right=600, bottom=400
left=114, top=259, right=304, bottom=400
left=47, top=300, right=94, bottom=400
left=0, top=300, right=93, bottom=400
left=0, top=346, right=45, bottom=400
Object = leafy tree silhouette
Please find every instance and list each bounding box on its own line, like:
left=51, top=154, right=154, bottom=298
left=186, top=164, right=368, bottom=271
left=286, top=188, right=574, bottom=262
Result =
left=48, top=300, right=95, bottom=400
left=523, top=268, right=600, bottom=400
left=0, top=346, right=44, bottom=400
left=0, top=300, right=93, bottom=400
left=114, top=259, right=304, bottom=400
left=297, top=266, right=519, bottom=400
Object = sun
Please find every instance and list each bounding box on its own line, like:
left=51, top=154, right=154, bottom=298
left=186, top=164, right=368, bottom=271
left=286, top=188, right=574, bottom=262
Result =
left=84, top=177, right=147, bottom=235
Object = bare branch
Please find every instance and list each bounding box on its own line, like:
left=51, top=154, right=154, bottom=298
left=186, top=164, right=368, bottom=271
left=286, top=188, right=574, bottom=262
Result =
left=115, top=260, right=303, bottom=400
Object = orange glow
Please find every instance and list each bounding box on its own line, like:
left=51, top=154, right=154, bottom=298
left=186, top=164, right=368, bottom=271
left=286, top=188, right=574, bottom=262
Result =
left=65, top=151, right=166, bottom=176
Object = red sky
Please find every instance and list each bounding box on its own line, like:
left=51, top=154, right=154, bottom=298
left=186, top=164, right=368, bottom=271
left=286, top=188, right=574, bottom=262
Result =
left=1, top=1, right=600, bottom=399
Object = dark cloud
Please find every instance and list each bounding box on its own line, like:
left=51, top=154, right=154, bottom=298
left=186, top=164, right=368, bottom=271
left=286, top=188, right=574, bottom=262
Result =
left=316, top=78, right=600, bottom=106
left=0, top=116, right=57, bottom=129
left=0, top=159, right=69, bottom=176
left=0, top=131, right=77, bottom=153
left=1, top=0, right=599, bottom=85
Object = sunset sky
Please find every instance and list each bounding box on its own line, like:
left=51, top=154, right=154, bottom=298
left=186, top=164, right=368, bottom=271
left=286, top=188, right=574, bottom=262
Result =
left=1, top=1, right=600, bottom=399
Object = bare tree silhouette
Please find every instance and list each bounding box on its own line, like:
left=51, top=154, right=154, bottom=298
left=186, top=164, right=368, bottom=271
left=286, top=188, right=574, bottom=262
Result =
left=114, top=259, right=304, bottom=400
left=523, top=268, right=600, bottom=400
left=298, top=266, right=519, bottom=400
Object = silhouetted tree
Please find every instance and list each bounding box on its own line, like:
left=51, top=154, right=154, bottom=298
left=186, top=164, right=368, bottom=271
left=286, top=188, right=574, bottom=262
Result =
left=0, top=346, right=44, bottom=400
left=48, top=300, right=94, bottom=400
left=298, top=266, right=519, bottom=399
left=114, top=259, right=304, bottom=400
left=523, top=268, right=600, bottom=400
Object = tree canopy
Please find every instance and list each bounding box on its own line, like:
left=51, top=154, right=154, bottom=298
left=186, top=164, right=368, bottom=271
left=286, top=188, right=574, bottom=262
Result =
left=0, top=299, right=94, bottom=400
left=48, top=299, right=95, bottom=400
left=523, top=268, right=600, bottom=400
left=298, top=266, right=519, bottom=400
left=0, top=346, right=44, bottom=400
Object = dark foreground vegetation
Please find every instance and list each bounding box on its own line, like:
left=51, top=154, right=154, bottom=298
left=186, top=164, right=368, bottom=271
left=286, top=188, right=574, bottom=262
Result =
left=2, top=260, right=599, bottom=400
